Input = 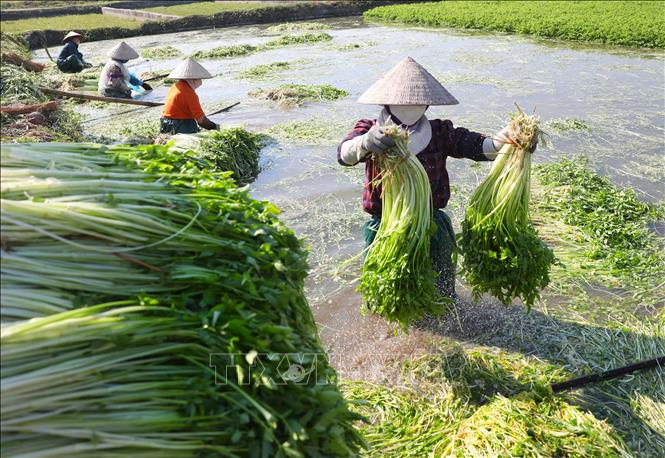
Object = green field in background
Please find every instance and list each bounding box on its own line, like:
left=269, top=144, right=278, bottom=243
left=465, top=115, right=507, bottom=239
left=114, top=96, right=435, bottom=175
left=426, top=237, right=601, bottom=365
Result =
left=365, top=1, right=665, bottom=48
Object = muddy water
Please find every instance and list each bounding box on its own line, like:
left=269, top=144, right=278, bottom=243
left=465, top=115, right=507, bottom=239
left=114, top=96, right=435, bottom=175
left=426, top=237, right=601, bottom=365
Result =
left=34, top=18, right=665, bottom=380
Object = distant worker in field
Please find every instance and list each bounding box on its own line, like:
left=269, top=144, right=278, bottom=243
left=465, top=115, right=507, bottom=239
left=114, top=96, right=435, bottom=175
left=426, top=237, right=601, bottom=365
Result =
left=337, top=57, right=534, bottom=298
left=160, top=57, right=219, bottom=134
left=56, top=31, right=92, bottom=73
left=98, top=41, right=152, bottom=99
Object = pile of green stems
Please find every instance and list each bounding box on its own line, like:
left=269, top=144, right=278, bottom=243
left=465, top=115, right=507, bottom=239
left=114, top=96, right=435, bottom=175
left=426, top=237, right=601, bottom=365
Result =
left=168, top=128, right=262, bottom=184
left=0, top=142, right=364, bottom=457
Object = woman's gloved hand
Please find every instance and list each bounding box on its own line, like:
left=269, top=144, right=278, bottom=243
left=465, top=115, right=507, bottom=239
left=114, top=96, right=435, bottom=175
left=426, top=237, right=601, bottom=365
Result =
left=141, top=82, right=153, bottom=91
left=496, top=125, right=538, bottom=153
left=361, top=125, right=395, bottom=154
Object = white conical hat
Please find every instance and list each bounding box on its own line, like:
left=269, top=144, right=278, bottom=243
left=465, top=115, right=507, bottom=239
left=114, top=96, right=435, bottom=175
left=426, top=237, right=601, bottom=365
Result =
left=62, top=31, right=83, bottom=43
left=107, top=41, right=139, bottom=61
left=358, top=57, right=458, bottom=106
left=168, top=57, right=213, bottom=80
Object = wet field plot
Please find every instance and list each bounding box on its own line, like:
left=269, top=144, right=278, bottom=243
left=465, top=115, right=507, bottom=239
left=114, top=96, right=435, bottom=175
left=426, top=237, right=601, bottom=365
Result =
left=30, top=14, right=665, bottom=457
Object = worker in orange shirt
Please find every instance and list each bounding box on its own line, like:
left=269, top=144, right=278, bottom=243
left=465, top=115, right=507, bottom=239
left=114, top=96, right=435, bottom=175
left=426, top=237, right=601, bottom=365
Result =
left=160, top=58, right=219, bottom=134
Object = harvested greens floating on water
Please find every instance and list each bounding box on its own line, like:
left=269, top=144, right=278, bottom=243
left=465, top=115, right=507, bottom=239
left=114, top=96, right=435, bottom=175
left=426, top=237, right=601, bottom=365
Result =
left=359, top=124, right=445, bottom=330
left=459, top=108, right=555, bottom=308
left=0, top=142, right=364, bottom=457
left=168, top=127, right=264, bottom=184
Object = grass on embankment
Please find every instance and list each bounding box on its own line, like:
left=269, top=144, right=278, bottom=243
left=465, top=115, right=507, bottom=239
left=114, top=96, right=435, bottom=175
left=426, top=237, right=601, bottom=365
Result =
left=1, top=0, right=109, bottom=8
left=0, top=13, right=141, bottom=33
left=364, top=1, right=665, bottom=48
left=144, top=1, right=283, bottom=17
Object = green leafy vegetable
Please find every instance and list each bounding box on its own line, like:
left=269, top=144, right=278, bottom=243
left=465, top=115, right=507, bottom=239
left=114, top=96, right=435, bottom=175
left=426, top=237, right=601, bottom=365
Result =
left=168, top=127, right=264, bottom=184
left=459, top=108, right=554, bottom=308
left=358, top=124, right=445, bottom=330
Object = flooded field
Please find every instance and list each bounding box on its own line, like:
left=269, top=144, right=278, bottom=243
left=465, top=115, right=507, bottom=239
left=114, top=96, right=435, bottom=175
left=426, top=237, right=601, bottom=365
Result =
left=25, top=14, right=665, bottom=455
left=34, top=17, right=664, bottom=377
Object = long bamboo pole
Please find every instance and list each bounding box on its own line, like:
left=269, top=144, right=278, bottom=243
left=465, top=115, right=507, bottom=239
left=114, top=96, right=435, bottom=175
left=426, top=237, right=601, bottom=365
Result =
left=40, top=88, right=163, bottom=107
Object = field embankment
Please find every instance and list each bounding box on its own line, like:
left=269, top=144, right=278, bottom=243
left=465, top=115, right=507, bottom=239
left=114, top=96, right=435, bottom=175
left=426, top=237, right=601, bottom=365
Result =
left=1, top=1, right=424, bottom=49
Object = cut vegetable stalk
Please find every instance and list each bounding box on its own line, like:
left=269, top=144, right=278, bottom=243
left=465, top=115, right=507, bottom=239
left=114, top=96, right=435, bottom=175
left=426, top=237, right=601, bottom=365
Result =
left=358, top=123, right=446, bottom=330
left=459, top=107, right=555, bottom=308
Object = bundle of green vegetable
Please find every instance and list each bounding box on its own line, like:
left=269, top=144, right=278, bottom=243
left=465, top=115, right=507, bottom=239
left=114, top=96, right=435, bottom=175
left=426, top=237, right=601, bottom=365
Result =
left=358, top=123, right=444, bottom=330
left=459, top=108, right=554, bottom=308
left=168, top=127, right=263, bottom=184
left=0, top=142, right=364, bottom=457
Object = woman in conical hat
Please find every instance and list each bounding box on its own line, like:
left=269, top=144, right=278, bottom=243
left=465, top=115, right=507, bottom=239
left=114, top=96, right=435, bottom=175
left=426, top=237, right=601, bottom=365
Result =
left=56, top=31, right=92, bottom=74
left=338, top=57, right=536, bottom=299
left=159, top=57, right=219, bottom=134
left=98, top=41, right=152, bottom=99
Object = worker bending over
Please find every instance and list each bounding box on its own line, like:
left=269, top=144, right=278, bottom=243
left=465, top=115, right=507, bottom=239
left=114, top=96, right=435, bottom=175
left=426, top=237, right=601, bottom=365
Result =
left=160, top=57, right=219, bottom=134
left=98, top=42, right=152, bottom=99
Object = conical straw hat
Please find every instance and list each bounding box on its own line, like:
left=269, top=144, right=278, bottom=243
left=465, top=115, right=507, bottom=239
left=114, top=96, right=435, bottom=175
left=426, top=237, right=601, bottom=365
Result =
left=358, top=57, right=458, bottom=106
left=62, top=31, right=83, bottom=43
left=168, top=57, right=213, bottom=80
left=107, top=41, right=139, bottom=61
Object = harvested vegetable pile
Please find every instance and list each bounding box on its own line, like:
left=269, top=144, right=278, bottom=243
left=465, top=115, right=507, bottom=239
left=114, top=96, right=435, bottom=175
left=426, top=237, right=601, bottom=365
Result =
left=263, top=32, right=332, bottom=47
left=358, top=124, right=444, bottom=330
left=238, top=61, right=292, bottom=80
left=192, top=43, right=257, bottom=59
left=249, top=84, right=348, bottom=108
left=459, top=108, right=554, bottom=308
left=0, top=142, right=364, bottom=457
left=342, top=340, right=634, bottom=457
left=192, top=33, right=332, bottom=60
left=142, top=45, right=182, bottom=59
left=168, top=127, right=264, bottom=184
left=0, top=60, right=82, bottom=142
left=266, top=22, right=330, bottom=33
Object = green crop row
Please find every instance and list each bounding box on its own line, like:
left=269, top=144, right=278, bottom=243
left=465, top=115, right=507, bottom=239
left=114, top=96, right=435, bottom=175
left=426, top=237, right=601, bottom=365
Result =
left=364, top=1, right=665, bottom=48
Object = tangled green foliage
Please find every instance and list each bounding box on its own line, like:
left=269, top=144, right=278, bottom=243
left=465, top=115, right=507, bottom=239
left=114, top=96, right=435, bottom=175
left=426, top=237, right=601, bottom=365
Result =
left=249, top=84, right=348, bottom=107
left=365, top=1, right=665, bottom=48
left=0, top=63, right=46, bottom=105
left=544, top=118, right=591, bottom=132
left=535, top=157, right=665, bottom=281
left=192, top=33, right=332, bottom=60
left=1, top=142, right=365, bottom=456
left=118, top=118, right=161, bottom=141
left=266, top=117, right=349, bottom=145
left=343, top=342, right=632, bottom=457
left=169, top=127, right=265, bottom=184
left=0, top=58, right=83, bottom=143
left=238, top=61, right=291, bottom=80
left=459, top=110, right=554, bottom=308
left=192, top=43, right=257, bottom=59
left=264, top=32, right=332, bottom=47
left=266, top=22, right=330, bottom=33
left=142, top=45, right=182, bottom=59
